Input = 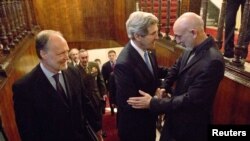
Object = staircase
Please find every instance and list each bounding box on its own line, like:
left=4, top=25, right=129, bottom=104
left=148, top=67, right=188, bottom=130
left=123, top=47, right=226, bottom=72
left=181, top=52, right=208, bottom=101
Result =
left=139, top=0, right=178, bottom=34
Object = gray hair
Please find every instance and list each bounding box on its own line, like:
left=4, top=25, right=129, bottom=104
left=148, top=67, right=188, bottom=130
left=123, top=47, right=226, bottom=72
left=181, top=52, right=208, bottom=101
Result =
left=35, top=30, right=63, bottom=59
left=126, top=11, right=158, bottom=39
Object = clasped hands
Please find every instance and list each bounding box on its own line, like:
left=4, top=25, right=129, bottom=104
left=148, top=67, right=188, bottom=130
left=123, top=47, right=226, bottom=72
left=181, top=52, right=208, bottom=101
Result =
left=127, top=88, right=170, bottom=109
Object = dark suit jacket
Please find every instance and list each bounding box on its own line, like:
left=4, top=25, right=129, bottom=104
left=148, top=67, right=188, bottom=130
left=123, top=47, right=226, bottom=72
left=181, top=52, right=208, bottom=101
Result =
left=108, top=72, right=116, bottom=105
left=87, top=62, right=106, bottom=97
left=114, top=42, right=160, bottom=141
left=77, top=62, right=106, bottom=112
left=101, top=60, right=113, bottom=90
left=150, top=36, right=225, bottom=141
left=12, top=64, right=101, bottom=141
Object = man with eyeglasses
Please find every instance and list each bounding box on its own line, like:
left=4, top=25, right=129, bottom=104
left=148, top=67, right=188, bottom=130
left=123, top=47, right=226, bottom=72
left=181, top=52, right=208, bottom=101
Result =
left=127, top=12, right=225, bottom=141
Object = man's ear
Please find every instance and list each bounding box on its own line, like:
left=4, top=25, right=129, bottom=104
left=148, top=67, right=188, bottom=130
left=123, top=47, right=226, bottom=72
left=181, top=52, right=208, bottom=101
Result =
left=134, top=33, right=142, bottom=41
left=191, top=29, right=197, bottom=38
left=40, top=50, right=47, bottom=59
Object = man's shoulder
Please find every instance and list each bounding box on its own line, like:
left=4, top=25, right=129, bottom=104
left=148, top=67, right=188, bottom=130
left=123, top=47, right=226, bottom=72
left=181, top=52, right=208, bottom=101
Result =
left=102, top=61, right=110, bottom=68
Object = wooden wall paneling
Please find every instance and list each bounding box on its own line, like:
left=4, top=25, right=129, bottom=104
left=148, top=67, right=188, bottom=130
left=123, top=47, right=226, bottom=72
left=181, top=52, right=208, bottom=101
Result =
left=212, top=77, right=238, bottom=124
left=213, top=76, right=250, bottom=124
left=33, top=0, right=114, bottom=42
left=114, top=0, right=129, bottom=45
left=0, top=34, right=38, bottom=141
left=68, top=40, right=122, bottom=50
left=0, top=71, right=21, bottom=141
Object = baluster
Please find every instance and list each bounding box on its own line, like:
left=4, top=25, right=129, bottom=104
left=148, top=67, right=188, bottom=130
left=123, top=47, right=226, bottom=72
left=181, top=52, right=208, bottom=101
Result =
left=164, top=0, right=171, bottom=40
left=158, top=0, right=163, bottom=38
left=28, top=0, right=37, bottom=26
left=12, top=0, right=22, bottom=40
left=0, top=18, right=10, bottom=54
left=0, top=0, right=15, bottom=48
left=200, top=0, right=208, bottom=31
left=151, top=0, right=154, bottom=13
left=177, top=0, right=181, bottom=18
left=145, top=0, right=148, bottom=12
left=7, top=0, right=18, bottom=44
left=16, top=0, right=26, bottom=36
left=216, top=0, right=227, bottom=49
left=231, top=0, right=250, bottom=67
left=148, top=0, right=151, bottom=12
left=136, top=0, right=140, bottom=11
left=7, top=0, right=18, bottom=43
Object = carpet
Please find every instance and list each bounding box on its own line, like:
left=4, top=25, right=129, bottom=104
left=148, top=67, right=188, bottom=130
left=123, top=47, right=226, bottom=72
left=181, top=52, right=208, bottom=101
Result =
left=102, top=108, right=119, bottom=141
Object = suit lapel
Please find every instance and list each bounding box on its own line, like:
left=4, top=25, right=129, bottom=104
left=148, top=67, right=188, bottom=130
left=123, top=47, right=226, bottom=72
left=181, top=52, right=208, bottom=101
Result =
left=36, top=65, right=70, bottom=109
left=179, top=50, right=204, bottom=75
left=179, top=50, right=192, bottom=71
left=128, top=44, right=155, bottom=79
left=62, top=70, right=72, bottom=107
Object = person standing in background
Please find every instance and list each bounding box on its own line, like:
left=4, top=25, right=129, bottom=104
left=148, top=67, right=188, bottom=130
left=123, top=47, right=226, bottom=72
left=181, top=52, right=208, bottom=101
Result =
left=94, top=58, right=102, bottom=71
left=127, top=12, right=225, bottom=141
left=12, top=30, right=101, bottom=141
left=224, top=0, right=249, bottom=58
left=78, top=49, right=107, bottom=140
left=68, top=48, right=80, bottom=67
left=101, top=50, right=117, bottom=115
left=114, top=11, right=161, bottom=141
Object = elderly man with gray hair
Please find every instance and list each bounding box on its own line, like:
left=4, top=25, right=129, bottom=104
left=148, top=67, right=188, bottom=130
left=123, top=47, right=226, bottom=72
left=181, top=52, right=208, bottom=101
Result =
left=114, top=11, right=161, bottom=141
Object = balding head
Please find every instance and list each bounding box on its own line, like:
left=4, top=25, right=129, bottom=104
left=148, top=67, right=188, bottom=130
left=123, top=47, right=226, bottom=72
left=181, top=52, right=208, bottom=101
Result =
left=174, top=12, right=204, bottom=32
left=173, top=12, right=207, bottom=49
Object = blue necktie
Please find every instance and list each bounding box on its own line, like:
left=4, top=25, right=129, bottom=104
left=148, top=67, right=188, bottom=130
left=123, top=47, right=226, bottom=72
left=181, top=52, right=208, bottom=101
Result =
left=144, top=51, right=153, bottom=74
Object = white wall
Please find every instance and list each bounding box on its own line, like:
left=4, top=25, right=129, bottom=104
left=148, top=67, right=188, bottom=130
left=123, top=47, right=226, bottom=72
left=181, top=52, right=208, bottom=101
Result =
left=87, top=47, right=123, bottom=68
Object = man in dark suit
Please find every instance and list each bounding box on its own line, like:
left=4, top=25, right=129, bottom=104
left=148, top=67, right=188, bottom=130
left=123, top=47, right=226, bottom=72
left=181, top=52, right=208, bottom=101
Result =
left=12, top=30, right=101, bottom=141
left=114, top=11, right=161, bottom=141
left=78, top=49, right=107, bottom=140
left=127, top=12, right=225, bottom=141
left=101, top=50, right=117, bottom=115
left=68, top=48, right=80, bottom=67
left=224, top=0, right=249, bottom=58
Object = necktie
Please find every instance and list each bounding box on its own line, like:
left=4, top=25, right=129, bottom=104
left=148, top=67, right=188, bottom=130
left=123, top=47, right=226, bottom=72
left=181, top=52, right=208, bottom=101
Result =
left=144, top=51, right=153, bottom=74
left=53, top=73, right=68, bottom=103
left=111, top=62, right=115, bottom=71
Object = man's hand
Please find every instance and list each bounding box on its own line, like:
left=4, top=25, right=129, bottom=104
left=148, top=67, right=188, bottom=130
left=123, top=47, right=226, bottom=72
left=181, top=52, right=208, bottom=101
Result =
left=155, top=88, right=165, bottom=99
left=127, top=90, right=152, bottom=109
left=96, top=130, right=104, bottom=141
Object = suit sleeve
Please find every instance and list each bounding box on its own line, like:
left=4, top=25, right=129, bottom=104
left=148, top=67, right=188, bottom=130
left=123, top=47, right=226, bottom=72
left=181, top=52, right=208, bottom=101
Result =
left=114, top=62, right=137, bottom=110
left=79, top=70, right=102, bottom=132
left=12, top=82, right=40, bottom=141
left=163, top=56, right=182, bottom=93
left=101, top=64, right=109, bottom=88
left=96, top=63, right=107, bottom=97
left=151, top=60, right=224, bottom=114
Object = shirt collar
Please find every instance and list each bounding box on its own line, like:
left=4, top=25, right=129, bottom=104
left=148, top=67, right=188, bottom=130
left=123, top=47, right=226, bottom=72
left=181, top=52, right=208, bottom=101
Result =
left=130, top=40, right=146, bottom=59
left=40, top=63, right=62, bottom=78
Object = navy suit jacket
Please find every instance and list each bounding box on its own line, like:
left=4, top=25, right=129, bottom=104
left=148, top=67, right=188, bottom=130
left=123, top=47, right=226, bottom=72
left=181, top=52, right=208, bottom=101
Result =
left=114, top=42, right=160, bottom=141
left=101, top=60, right=114, bottom=90
left=12, top=64, right=100, bottom=141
